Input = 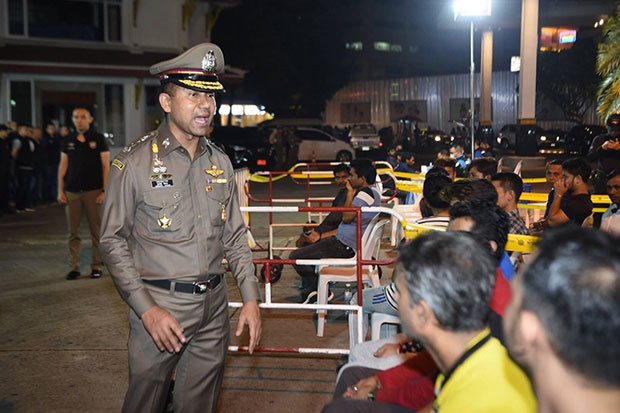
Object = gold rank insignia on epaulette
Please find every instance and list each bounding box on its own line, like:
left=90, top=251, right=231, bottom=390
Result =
left=123, top=130, right=159, bottom=153
left=112, top=159, right=125, bottom=170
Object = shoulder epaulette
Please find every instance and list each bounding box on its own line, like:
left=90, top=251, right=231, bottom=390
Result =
left=122, top=130, right=159, bottom=155
left=206, top=139, right=227, bottom=155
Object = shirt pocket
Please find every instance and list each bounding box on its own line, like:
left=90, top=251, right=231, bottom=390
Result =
left=143, top=188, right=185, bottom=234
left=205, top=183, right=230, bottom=227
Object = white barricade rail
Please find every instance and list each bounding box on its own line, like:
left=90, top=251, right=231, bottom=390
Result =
left=227, top=206, right=417, bottom=355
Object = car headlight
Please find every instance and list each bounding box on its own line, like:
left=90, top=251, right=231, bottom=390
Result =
left=540, top=136, right=546, bottom=141
left=434, top=136, right=441, bottom=142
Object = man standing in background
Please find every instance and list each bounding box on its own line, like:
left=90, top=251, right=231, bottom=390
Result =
left=58, top=108, right=109, bottom=280
left=42, top=122, right=62, bottom=203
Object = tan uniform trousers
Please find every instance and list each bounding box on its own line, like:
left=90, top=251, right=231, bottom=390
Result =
left=123, top=278, right=230, bottom=413
left=65, top=190, right=103, bottom=272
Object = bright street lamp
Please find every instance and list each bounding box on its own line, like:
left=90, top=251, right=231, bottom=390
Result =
left=453, top=0, right=492, bottom=160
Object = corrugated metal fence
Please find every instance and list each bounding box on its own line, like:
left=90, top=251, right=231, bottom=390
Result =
left=325, top=71, right=601, bottom=133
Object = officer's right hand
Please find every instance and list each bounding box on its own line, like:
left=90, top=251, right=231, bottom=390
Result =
left=58, top=191, right=67, bottom=204
left=141, top=306, right=187, bottom=353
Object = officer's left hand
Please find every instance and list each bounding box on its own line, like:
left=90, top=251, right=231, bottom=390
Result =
left=236, top=300, right=261, bottom=354
left=96, top=191, right=105, bottom=204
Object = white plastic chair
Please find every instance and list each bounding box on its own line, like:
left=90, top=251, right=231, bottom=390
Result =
left=513, top=160, right=524, bottom=177
left=315, top=217, right=387, bottom=337
left=371, top=312, right=401, bottom=341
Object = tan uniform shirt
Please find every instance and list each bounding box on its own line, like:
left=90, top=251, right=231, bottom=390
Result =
left=100, top=123, right=260, bottom=316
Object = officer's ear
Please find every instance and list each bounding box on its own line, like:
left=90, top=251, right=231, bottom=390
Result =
left=159, top=93, right=172, bottom=114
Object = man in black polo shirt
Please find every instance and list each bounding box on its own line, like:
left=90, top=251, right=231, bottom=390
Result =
left=546, top=157, right=593, bottom=227
left=58, top=108, right=110, bottom=280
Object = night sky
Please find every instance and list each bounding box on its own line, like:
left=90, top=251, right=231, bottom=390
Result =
left=211, top=0, right=615, bottom=117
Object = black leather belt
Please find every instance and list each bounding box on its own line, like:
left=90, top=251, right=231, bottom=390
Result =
left=144, top=275, right=223, bottom=295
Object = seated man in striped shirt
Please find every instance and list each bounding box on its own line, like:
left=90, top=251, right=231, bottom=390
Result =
left=290, top=158, right=381, bottom=303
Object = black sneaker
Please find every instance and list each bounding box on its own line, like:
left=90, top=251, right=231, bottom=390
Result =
left=66, top=271, right=80, bottom=280
left=90, top=269, right=103, bottom=279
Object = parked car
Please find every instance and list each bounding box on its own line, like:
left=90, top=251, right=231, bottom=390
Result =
left=349, top=124, right=381, bottom=150
left=565, top=124, right=607, bottom=156
left=210, top=126, right=274, bottom=171
left=496, top=124, right=545, bottom=152
left=422, top=128, right=452, bottom=150
left=537, top=128, right=565, bottom=154
left=496, top=124, right=517, bottom=149
left=293, top=127, right=355, bottom=162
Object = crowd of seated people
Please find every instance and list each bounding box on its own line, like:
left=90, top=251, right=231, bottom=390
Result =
left=292, top=154, right=620, bottom=412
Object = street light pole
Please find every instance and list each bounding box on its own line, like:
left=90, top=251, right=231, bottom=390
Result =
left=454, top=0, right=492, bottom=160
left=470, top=20, right=475, bottom=159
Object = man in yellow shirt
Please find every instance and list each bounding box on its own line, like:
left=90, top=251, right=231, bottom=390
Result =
left=504, top=227, right=620, bottom=413
left=395, top=231, right=536, bottom=412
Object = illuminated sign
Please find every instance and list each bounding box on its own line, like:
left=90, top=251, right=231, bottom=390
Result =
left=559, top=30, right=577, bottom=44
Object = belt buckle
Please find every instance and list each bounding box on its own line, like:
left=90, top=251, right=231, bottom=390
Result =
left=192, top=281, right=209, bottom=295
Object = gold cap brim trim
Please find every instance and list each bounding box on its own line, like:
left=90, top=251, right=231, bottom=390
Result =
left=177, top=79, right=224, bottom=91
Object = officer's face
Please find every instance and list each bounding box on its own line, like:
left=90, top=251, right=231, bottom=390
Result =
left=160, top=86, right=215, bottom=141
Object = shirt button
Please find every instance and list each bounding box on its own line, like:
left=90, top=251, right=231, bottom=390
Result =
left=204, top=266, right=208, bottom=271
left=202, top=240, right=206, bottom=246
left=198, top=214, right=202, bottom=219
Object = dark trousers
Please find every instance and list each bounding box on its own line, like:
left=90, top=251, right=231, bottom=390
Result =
left=322, top=366, right=412, bottom=413
left=43, top=162, right=59, bottom=202
left=0, top=168, right=9, bottom=212
left=289, top=236, right=354, bottom=292
left=16, top=168, right=34, bottom=210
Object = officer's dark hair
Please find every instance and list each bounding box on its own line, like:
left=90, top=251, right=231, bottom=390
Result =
left=402, top=152, right=415, bottom=162
left=450, top=142, right=464, bottom=151
left=350, top=158, right=376, bottom=185
left=333, top=163, right=350, bottom=175
left=449, top=199, right=508, bottom=263
left=423, top=173, right=452, bottom=211
left=469, top=157, right=498, bottom=178
left=491, top=172, right=524, bottom=202
left=562, top=157, right=592, bottom=183
left=519, top=227, right=620, bottom=386
left=162, top=83, right=177, bottom=96
left=607, top=169, right=620, bottom=180
left=441, top=178, right=498, bottom=206
left=433, top=158, right=456, bottom=170
left=45, top=121, right=55, bottom=129
left=548, top=159, right=562, bottom=167
left=396, top=231, right=496, bottom=332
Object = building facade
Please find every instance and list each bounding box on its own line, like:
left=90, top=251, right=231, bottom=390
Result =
left=0, top=0, right=243, bottom=151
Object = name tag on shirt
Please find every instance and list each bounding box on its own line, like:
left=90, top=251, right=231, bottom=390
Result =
left=152, top=179, right=174, bottom=188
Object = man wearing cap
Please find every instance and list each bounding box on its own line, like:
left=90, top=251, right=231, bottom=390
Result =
left=100, top=43, right=261, bottom=412
left=588, top=113, right=620, bottom=194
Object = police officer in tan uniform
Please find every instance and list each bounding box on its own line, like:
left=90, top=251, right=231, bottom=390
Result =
left=100, top=43, right=261, bottom=413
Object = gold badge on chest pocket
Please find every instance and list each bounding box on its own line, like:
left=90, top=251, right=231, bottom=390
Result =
left=157, top=214, right=171, bottom=229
